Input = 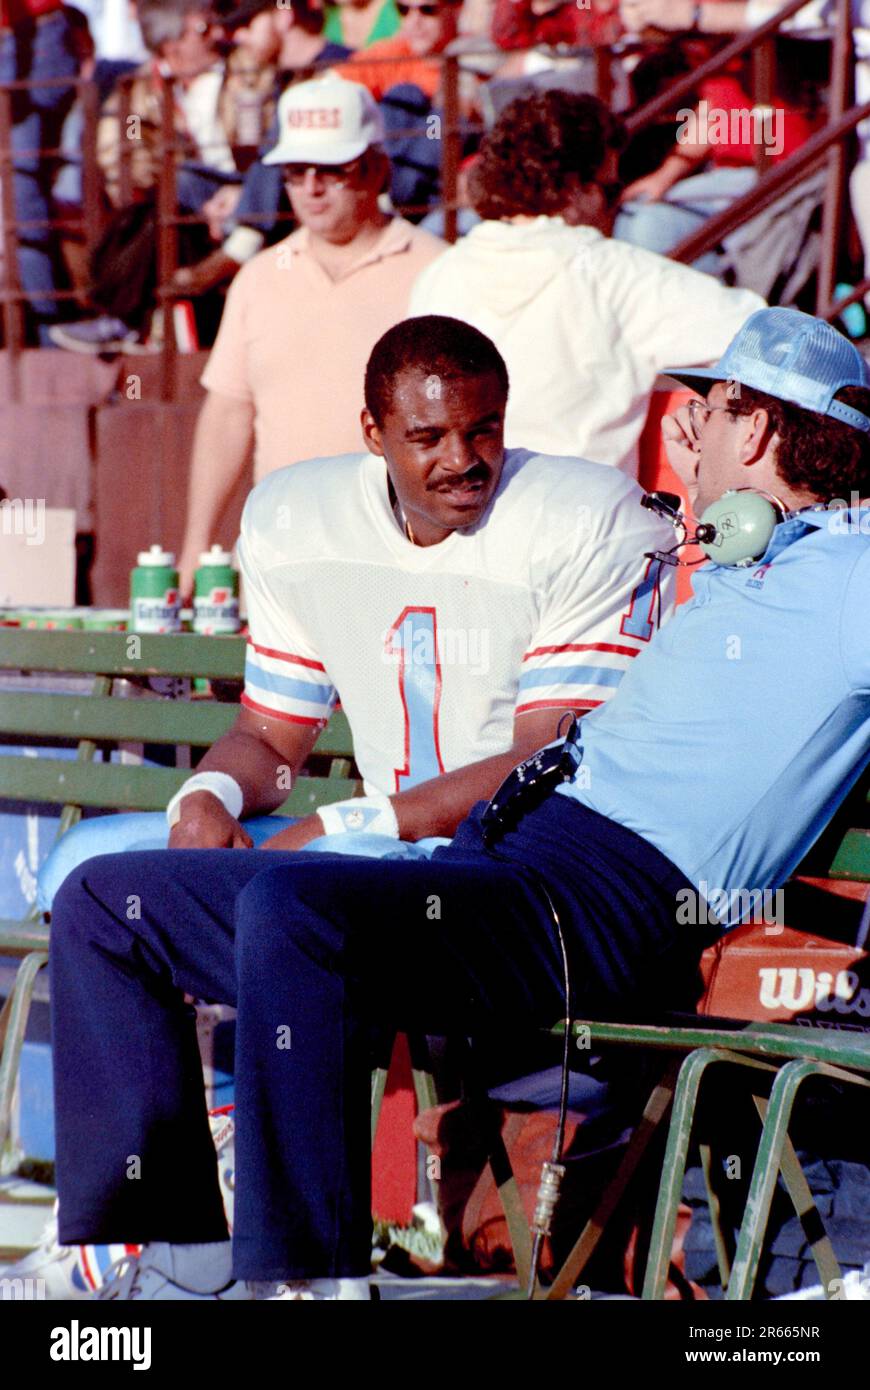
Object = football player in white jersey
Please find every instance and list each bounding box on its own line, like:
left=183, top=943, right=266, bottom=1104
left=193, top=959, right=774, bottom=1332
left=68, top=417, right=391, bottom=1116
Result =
left=39, top=313, right=674, bottom=901
left=21, top=313, right=672, bottom=1299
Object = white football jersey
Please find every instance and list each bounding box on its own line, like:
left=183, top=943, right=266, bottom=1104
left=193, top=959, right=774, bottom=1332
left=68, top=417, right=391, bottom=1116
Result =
left=237, top=448, right=674, bottom=795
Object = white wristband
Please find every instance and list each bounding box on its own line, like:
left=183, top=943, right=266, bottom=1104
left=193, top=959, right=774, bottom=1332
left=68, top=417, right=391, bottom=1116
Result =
left=316, top=791, right=399, bottom=839
left=166, top=772, right=245, bottom=828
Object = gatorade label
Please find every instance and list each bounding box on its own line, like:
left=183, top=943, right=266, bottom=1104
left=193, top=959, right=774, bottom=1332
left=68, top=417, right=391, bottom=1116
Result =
left=131, top=588, right=182, bottom=634
left=194, top=585, right=240, bottom=635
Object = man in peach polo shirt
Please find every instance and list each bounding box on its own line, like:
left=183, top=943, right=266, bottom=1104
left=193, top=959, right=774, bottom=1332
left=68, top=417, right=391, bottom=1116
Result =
left=177, top=72, right=442, bottom=592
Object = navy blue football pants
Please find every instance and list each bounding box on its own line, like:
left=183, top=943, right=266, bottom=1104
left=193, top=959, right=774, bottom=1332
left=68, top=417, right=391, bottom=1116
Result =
left=50, top=797, right=703, bottom=1280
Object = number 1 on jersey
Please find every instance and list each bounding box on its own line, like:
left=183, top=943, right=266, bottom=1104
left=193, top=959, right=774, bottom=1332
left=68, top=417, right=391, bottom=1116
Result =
left=386, top=606, right=445, bottom=791
left=619, top=559, right=657, bottom=642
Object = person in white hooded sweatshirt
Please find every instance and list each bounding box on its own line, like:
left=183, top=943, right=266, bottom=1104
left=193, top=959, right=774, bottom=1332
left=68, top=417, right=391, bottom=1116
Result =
left=410, top=91, right=765, bottom=476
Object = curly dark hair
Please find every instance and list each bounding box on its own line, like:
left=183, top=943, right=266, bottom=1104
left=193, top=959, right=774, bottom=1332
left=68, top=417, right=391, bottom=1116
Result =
left=468, top=91, right=626, bottom=221
left=364, top=315, right=509, bottom=427
left=724, top=383, right=870, bottom=502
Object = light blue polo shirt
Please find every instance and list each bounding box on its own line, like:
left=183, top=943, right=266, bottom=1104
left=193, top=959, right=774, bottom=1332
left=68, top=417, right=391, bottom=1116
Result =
left=558, top=507, right=870, bottom=922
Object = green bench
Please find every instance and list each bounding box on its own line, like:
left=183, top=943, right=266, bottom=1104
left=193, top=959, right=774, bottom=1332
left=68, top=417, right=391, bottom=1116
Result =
left=0, top=628, right=362, bottom=1164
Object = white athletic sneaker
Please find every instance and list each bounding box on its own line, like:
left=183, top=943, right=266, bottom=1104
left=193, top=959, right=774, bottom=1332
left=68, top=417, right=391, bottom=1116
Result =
left=2, top=1206, right=140, bottom=1299
left=251, top=1277, right=372, bottom=1301
left=97, top=1243, right=252, bottom=1301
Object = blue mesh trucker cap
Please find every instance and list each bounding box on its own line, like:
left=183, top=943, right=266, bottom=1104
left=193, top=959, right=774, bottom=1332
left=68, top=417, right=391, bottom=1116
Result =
left=664, top=307, right=870, bottom=433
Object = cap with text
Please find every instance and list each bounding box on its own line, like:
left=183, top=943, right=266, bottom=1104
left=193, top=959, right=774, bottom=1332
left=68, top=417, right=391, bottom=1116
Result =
left=263, top=73, right=384, bottom=167
left=665, top=307, right=870, bottom=434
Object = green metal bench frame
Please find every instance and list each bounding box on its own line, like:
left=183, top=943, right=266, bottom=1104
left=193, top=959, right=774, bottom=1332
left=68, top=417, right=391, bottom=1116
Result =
left=523, top=1018, right=870, bottom=1300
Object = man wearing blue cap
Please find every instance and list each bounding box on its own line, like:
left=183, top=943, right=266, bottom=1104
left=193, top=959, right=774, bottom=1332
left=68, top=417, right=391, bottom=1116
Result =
left=38, top=309, right=870, bottom=1300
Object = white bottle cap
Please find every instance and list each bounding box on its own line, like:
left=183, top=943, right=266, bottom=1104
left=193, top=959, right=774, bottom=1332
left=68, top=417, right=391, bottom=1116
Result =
left=137, top=544, right=176, bottom=567
left=198, top=545, right=234, bottom=567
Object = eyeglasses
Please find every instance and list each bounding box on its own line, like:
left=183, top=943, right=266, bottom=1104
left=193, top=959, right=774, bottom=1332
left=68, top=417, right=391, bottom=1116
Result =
left=282, top=157, right=364, bottom=186
left=396, top=3, right=442, bottom=15
left=687, top=398, right=732, bottom=440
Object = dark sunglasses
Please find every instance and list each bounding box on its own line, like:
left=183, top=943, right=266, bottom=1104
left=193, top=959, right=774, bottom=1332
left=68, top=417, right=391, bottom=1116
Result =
left=282, top=157, right=364, bottom=186
left=396, top=2, right=443, bottom=14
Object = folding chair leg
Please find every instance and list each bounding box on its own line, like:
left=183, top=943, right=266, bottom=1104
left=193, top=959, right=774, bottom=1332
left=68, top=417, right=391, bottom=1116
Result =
left=726, top=1058, right=818, bottom=1301
left=642, top=1047, right=777, bottom=1301
left=485, top=1131, right=533, bottom=1291
left=699, top=1142, right=734, bottom=1290
left=773, top=1127, right=842, bottom=1294
left=544, top=1057, right=682, bottom=1300
left=410, top=1066, right=438, bottom=1115
left=0, top=950, right=49, bottom=1162
left=370, top=1067, right=388, bottom=1151
left=641, top=1049, right=724, bottom=1300
left=728, top=1058, right=870, bottom=1300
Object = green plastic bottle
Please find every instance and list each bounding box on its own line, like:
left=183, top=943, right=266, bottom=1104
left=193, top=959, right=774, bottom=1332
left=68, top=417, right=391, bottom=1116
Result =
left=130, top=545, right=182, bottom=633
left=193, top=545, right=240, bottom=635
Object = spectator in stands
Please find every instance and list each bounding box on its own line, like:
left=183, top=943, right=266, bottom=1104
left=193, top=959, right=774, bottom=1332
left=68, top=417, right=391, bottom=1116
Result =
left=52, top=5, right=97, bottom=209
left=615, top=35, right=820, bottom=278
left=95, top=0, right=266, bottom=206
left=343, top=0, right=470, bottom=213
left=49, top=0, right=275, bottom=353
left=0, top=0, right=80, bottom=344
left=410, top=90, right=764, bottom=474
left=38, top=306, right=870, bottom=1301
left=173, top=0, right=354, bottom=297
left=176, top=73, right=443, bottom=593
left=69, top=0, right=148, bottom=85
left=492, top=0, right=621, bottom=52
left=619, top=0, right=870, bottom=307
left=324, top=0, right=400, bottom=48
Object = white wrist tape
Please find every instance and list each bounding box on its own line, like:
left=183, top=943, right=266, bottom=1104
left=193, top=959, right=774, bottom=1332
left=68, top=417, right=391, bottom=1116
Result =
left=166, top=772, right=245, bottom=828
left=317, top=791, right=399, bottom=839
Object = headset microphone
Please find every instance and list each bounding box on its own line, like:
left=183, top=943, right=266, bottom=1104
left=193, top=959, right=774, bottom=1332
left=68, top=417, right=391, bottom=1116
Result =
left=641, top=487, right=787, bottom=568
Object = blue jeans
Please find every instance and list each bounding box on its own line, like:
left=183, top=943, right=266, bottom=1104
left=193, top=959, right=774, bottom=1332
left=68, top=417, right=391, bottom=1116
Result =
left=0, top=11, right=79, bottom=342
left=614, top=166, right=759, bottom=280
left=50, top=796, right=700, bottom=1277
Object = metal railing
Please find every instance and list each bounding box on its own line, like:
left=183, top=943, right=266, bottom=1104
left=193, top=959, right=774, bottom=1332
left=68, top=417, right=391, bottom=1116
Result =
left=621, top=0, right=857, bottom=320
left=0, top=3, right=863, bottom=401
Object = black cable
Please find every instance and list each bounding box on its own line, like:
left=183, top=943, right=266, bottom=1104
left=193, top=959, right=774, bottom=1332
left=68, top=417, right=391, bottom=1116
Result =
left=483, top=839, right=574, bottom=1301
left=524, top=873, right=572, bottom=1300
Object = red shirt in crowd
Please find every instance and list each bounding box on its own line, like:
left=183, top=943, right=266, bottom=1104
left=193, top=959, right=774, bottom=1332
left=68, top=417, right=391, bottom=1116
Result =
left=492, top=0, right=622, bottom=52
left=0, top=0, right=62, bottom=27
left=698, top=74, right=820, bottom=166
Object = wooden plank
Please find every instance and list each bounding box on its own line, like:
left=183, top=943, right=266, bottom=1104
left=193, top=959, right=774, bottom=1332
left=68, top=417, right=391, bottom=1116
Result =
left=0, top=631, right=247, bottom=680
left=0, top=692, right=238, bottom=745
left=0, top=757, right=360, bottom=813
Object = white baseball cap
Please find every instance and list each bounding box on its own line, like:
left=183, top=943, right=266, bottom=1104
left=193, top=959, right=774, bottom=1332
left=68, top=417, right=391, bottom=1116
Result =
left=262, top=73, right=384, bottom=167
